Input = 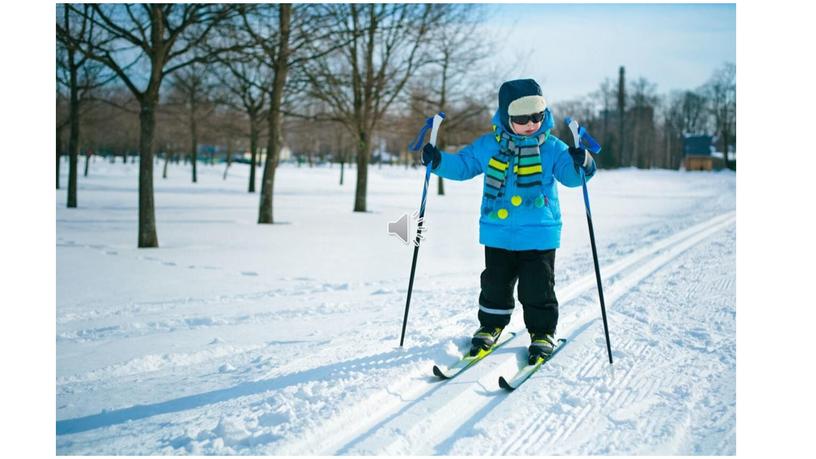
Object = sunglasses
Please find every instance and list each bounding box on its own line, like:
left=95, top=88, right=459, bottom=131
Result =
left=510, top=112, right=545, bottom=125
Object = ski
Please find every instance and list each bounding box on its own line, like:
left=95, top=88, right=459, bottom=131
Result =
left=433, top=332, right=518, bottom=379
left=498, top=338, right=567, bottom=391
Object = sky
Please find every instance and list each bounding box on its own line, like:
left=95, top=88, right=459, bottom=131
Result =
left=483, top=3, right=736, bottom=103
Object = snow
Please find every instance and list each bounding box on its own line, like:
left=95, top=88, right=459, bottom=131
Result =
left=56, top=158, right=736, bottom=454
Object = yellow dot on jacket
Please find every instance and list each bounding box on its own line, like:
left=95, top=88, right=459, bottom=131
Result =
left=511, top=195, right=522, bottom=206
left=497, top=208, right=509, bottom=219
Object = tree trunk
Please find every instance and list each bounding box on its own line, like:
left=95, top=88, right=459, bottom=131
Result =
left=353, top=130, right=369, bottom=212
left=437, top=58, right=448, bottom=196
left=722, top=119, right=731, bottom=170
left=258, top=103, right=281, bottom=224
left=248, top=116, right=258, bottom=192
left=617, top=66, right=626, bottom=167
left=83, top=149, right=91, bottom=177
left=67, top=59, right=79, bottom=208
left=223, top=137, right=233, bottom=180
left=138, top=101, right=159, bottom=248
left=56, top=127, right=62, bottom=189
left=258, top=4, right=291, bottom=224
left=163, top=151, right=170, bottom=179
left=190, top=102, right=198, bottom=183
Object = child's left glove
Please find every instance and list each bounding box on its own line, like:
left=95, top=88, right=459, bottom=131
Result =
left=568, top=146, right=594, bottom=172
left=422, top=143, right=442, bottom=169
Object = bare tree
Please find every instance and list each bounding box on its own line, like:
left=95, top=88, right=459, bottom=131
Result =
left=659, top=89, right=710, bottom=170
left=617, top=66, right=627, bottom=167
left=57, top=4, right=238, bottom=247
left=167, top=63, right=217, bottom=183
left=240, top=4, right=351, bottom=223
left=213, top=40, right=270, bottom=192
left=628, top=77, right=659, bottom=168
left=56, top=5, right=109, bottom=207
left=703, top=62, right=736, bottom=169
left=681, top=90, right=708, bottom=134
left=303, top=4, right=440, bottom=212
left=407, top=4, right=490, bottom=196
left=56, top=93, right=69, bottom=189
left=239, top=4, right=292, bottom=224
left=589, top=78, right=619, bottom=169
left=214, top=109, right=246, bottom=181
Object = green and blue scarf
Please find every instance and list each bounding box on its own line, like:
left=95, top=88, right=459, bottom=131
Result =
left=484, top=125, right=549, bottom=200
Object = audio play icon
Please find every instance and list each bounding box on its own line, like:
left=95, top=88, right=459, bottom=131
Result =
left=387, top=211, right=427, bottom=246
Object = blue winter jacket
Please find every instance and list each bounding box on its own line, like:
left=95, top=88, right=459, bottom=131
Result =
left=432, top=110, right=596, bottom=251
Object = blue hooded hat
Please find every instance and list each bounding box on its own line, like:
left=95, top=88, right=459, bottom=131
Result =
left=497, top=79, right=550, bottom=133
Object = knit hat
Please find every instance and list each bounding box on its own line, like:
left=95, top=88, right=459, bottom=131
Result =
left=497, top=79, right=548, bottom=131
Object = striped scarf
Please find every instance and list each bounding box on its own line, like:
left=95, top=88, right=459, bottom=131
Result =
left=484, top=127, right=548, bottom=200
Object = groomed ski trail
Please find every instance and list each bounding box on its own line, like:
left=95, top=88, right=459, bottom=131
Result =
left=467, top=221, right=736, bottom=455
left=276, top=211, right=736, bottom=455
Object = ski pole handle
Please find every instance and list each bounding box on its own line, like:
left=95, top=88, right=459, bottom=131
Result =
left=429, top=113, right=444, bottom=147
left=407, top=112, right=446, bottom=152
left=564, top=116, right=601, bottom=154
left=566, top=117, right=581, bottom=149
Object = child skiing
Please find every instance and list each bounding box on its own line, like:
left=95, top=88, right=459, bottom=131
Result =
left=421, top=78, right=596, bottom=364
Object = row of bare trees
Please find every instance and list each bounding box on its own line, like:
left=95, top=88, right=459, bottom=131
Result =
left=57, top=4, right=735, bottom=250
left=57, top=4, right=496, bottom=248
left=551, top=63, right=736, bottom=170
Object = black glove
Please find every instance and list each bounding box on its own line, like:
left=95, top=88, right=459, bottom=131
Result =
left=568, top=146, right=592, bottom=172
left=421, top=143, right=441, bottom=169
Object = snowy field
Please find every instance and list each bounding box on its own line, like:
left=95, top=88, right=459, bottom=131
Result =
left=56, top=158, right=736, bottom=455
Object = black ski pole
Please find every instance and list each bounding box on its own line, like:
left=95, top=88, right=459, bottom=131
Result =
left=400, top=113, right=445, bottom=347
left=565, top=117, right=613, bottom=364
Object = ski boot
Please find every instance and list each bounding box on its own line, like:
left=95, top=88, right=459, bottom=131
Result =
left=528, top=332, right=556, bottom=364
left=469, top=326, right=503, bottom=356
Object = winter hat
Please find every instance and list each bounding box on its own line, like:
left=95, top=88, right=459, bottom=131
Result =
left=498, top=79, right=548, bottom=130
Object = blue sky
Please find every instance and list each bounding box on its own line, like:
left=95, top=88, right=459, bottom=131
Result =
left=483, top=3, right=736, bottom=103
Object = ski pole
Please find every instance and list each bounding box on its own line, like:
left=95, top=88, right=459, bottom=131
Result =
left=565, top=117, right=613, bottom=364
left=400, top=112, right=445, bottom=347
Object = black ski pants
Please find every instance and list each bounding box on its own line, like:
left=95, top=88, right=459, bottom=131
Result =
left=477, top=246, right=558, bottom=336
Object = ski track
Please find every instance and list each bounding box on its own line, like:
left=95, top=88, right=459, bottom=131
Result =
left=452, top=221, right=736, bottom=456
left=56, top=209, right=735, bottom=454
left=275, top=211, right=735, bottom=455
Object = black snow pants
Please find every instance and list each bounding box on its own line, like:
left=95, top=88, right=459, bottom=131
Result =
left=477, top=246, right=558, bottom=336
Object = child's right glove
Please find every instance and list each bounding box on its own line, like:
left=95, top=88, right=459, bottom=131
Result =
left=568, top=146, right=594, bottom=172
left=421, top=143, right=441, bottom=169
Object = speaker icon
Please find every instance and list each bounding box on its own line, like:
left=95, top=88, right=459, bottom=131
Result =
left=387, top=211, right=427, bottom=246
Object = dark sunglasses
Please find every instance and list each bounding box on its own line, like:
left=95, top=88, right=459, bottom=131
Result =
left=510, top=111, right=545, bottom=125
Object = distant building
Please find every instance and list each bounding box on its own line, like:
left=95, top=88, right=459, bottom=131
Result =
left=683, top=134, right=723, bottom=171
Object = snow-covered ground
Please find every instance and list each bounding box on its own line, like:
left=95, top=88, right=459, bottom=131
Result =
left=56, top=158, right=736, bottom=455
